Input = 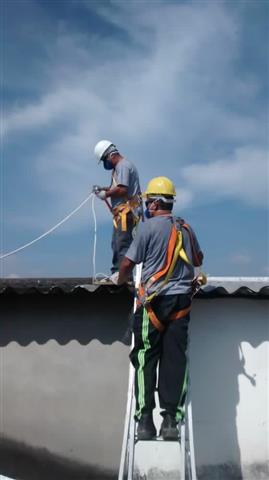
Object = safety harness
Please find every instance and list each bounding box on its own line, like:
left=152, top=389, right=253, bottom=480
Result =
left=137, top=219, right=199, bottom=332
left=112, top=195, right=141, bottom=231
left=110, top=170, right=141, bottom=231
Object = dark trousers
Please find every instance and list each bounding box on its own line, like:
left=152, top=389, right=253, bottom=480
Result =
left=130, top=294, right=191, bottom=422
left=111, top=212, right=134, bottom=274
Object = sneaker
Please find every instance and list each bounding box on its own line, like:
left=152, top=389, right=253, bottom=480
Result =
left=160, top=413, right=179, bottom=441
left=137, top=413, right=157, bottom=440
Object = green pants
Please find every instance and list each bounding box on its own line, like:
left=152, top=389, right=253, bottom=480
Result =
left=130, top=293, right=191, bottom=422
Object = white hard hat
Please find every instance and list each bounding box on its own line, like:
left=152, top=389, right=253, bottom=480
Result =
left=94, top=140, right=116, bottom=162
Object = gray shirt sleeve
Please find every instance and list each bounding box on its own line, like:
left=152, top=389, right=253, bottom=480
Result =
left=125, top=222, right=148, bottom=264
left=187, top=224, right=202, bottom=254
left=115, top=161, right=130, bottom=187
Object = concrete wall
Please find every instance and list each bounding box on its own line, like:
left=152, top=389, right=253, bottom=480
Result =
left=0, top=292, right=268, bottom=479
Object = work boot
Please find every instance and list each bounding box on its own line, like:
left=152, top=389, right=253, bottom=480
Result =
left=160, top=413, right=179, bottom=441
left=136, top=413, right=157, bottom=440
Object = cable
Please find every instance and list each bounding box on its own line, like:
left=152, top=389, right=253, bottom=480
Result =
left=0, top=193, right=94, bottom=260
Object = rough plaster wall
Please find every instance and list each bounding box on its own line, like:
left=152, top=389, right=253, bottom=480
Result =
left=0, top=292, right=132, bottom=478
left=0, top=294, right=268, bottom=480
left=1, top=339, right=128, bottom=469
left=134, top=298, right=269, bottom=479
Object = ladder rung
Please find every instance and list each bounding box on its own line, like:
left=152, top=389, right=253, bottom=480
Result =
left=135, top=436, right=181, bottom=443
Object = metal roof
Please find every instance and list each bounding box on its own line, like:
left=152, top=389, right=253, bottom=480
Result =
left=0, top=277, right=268, bottom=298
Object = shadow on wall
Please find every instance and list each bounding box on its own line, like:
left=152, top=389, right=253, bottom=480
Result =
left=190, top=298, right=268, bottom=480
left=0, top=291, right=134, bottom=346
left=0, top=437, right=117, bottom=480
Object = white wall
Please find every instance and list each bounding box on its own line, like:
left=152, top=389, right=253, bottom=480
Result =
left=134, top=299, right=269, bottom=480
left=0, top=294, right=268, bottom=479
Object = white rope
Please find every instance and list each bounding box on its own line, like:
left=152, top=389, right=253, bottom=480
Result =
left=91, top=194, right=97, bottom=280
left=0, top=193, right=94, bottom=260
left=90, top=194, right=111, bottom=282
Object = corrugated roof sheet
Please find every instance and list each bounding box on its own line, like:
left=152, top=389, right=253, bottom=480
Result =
left=0, top=277, right=268, bottom=297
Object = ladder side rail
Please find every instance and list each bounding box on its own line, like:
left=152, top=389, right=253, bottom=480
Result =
left=180, top=417, right=186, bottom=480
left=127, top=391, right=136, bottom=480
left=118, top=264, right=142, bottom=480
left=118, top=366, right=135, bottom=480
left=187, top=398, right=197, bottom=480
left=186, top=341, right=197, bottom=480
left=185, top=404, right=192, bottom=480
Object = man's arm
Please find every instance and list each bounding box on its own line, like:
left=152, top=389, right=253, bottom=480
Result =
left=196, top=250, right=204, bottom=267
left=118, top=257, right=136, bottom=285
left=106, top=184, right=128, bottom=199
left=95, top=185, right=127, bottom=201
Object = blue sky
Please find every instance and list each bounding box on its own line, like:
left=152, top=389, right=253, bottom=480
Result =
left=1, top=0, right=268, bottom=278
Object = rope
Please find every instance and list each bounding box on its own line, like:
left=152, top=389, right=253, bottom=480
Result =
left=1, top=192, right=110, bottom=282
left=0, top=193, right=94, bottom=260
left=91, top=194, right=111, bottom=282
left=91, top=194, right=97, bottom=280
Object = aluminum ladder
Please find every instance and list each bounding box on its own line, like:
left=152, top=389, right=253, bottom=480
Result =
left=118, top=265, right=197, bottom=480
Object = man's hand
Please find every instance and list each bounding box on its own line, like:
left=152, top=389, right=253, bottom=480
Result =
left=118, top=257, right=136, bottom=285
left=95, top=190, right=107, bottom=200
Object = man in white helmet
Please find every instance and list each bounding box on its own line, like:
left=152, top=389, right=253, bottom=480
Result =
left=93, top=140, right=141, bottom=281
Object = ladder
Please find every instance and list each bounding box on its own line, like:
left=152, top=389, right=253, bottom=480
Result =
left=118, top=265, right=198, bottom=480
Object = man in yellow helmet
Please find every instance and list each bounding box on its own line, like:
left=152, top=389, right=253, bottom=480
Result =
left=118, top=176, right=204, bottom=441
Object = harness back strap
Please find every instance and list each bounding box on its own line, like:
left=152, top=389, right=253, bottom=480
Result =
left=146, top=224, right=178, bottom=291
left=182, top=222, right=201, bottom=267
left=144, top=224, right=191, bottom=304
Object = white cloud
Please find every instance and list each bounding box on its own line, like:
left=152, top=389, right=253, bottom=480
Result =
left=230, top=253, right=252, bottom=265
left=175, top=188, right=193, bottom=210
left=4, top=1, right=262, bottom=143
left=180, top=147, right=269, bottom=207
left=3, top=0, right=268, bottom=236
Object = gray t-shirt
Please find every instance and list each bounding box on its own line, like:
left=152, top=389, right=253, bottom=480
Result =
left=110, top=158, right=141, bottom=209
left=125, top=215, right=202, bottom=295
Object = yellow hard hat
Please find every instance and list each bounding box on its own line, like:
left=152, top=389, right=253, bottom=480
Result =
left=144, top=176, right=176, bottom=197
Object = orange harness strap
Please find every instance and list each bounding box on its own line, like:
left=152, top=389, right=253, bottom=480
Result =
left=138, top=286, right=191, bottom=332
left=138, top=285, right=164, bottom=332
left=146, top=225, right=178, bottom=290
left=169, top=305, right=191, bottom=321
left=145, top=303, right=191, bottom=332
left=145, top=304, right=165, bottom=332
